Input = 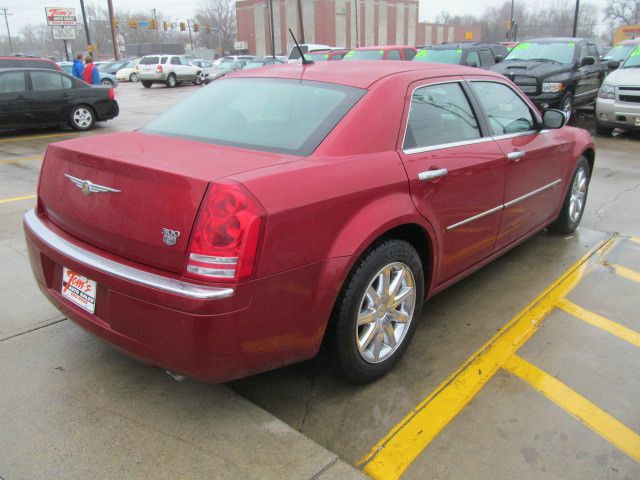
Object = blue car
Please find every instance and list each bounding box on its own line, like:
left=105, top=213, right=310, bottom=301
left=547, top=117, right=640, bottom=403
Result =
left=57, top=62, right=119, bottom=87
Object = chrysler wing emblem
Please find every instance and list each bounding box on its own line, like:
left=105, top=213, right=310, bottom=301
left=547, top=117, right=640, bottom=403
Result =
left=65, top=174, right=121, bottom=195
left=161, top=228, right=181, bottom=246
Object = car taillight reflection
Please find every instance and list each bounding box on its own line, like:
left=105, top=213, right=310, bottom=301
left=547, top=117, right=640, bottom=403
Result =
left=185, top=182, right=263, bottom=282
left=156, top=65, right=163, bottom=73
left=108, top=87, right=115, bottom=100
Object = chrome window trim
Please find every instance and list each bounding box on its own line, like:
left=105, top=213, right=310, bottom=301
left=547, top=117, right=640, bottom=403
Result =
left=24, top=209, right=234, bottom=300
left=401, top=79, right=485, bottom=155
left=446, top=179, right=562, bottom=231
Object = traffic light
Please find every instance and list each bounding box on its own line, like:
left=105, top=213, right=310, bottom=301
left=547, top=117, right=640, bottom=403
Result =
left=163, top=21, right=168, bottom=31
left=113, top=18, right=119, bottom=29
left=179, top=22, right=186, bottom=31
left=193, top=23, right=199, bottom=32
left=506, top=19, right=511, bottom=31
left=149, top=19, right=157, bottom=29
left=129, top=18, right=137, bottom=29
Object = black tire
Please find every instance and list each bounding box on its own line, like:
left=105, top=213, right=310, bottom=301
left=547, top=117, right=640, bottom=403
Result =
left=193, top=71, right=202, bottom=85
left=68, top=105, right=96, bottom=131
left=141, top=81, right=152, bottom=88
left=548, top=156, right=590, bottom=234
left=100, top=79, right=113, bottom=87
left=595, top=120, right=613, bottom=136
left=560, top=91, right=574, bottom=122
left=329, top=240, right=424, bottom=384
left=166, top=74, right=177, bottom=88
left=129, top=73, right=138, bottom=82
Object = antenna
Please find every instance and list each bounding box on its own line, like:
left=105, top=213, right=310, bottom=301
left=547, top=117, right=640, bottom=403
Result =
left=288, top=28, right=314, bottom=65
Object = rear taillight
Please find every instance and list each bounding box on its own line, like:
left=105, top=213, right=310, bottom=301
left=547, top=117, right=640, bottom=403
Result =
left=108, top=87, right=115, bottom=100
left=156, top=65, right=163, bottom=73
left=185, top=182, right=264, bottom=282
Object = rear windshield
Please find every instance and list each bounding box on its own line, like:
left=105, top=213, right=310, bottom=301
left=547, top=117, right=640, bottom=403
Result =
left=603, top=44, right=636, bottom=62
left=344, top=50, right=384, bottom=60
left=413, top=49, right=463, bottom=64
left=142, top=78, right=365, bottom=156
left=140, top=56, right=160, bottom=65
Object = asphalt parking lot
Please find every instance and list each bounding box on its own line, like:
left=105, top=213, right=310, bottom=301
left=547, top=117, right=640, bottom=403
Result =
left=1, top=82, right=639, bottom=479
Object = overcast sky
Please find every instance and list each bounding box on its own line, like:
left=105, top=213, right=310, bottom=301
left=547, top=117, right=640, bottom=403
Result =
left=3, top=0, right=610, bottom=35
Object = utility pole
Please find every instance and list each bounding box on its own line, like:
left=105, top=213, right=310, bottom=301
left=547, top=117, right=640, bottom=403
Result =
left=187, top=19, right=194, bottom=51
left=78, top=0, right=92, bottom=50
left=572, top=0, right=580, bottom=37
left=267, top=0, right=275, bottom=58
left=509, top=0, right=515, bottom=41
left=153, top=8, right=160, bottom=44
left=296, top=0, right=305, bottom=43
left=106, top=0, right=119, bottom=59
left=1, top=8, right=13, bottom=53
left=354, top=0, right=359, bottom=47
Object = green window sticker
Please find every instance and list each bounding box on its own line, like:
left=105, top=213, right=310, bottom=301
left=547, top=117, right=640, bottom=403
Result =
left=323, top=54, right=329, bottom=59
left=416, top=50, right=427, bottom=58
left=514, top=43, right=530, bottom=50
left=378, top=50, right=384, bottom=54
left=632, top=47, right=640, bottom=56
left=456, top=49, right=463, bottom=54
left=345, top=51, right=354, bottom=58
left=568, top=42, right=575, bottom=47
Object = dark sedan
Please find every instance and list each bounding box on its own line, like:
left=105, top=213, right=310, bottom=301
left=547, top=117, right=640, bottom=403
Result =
left=0, top=68, right=119, bottom=132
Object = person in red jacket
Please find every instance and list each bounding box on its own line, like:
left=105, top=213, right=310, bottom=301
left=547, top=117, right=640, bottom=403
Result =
left=82, top=56, right=101, bottom=85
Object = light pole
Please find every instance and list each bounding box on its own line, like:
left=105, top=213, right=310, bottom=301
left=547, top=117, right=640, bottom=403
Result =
left=572, top=0, right=580, bottom=37
left=267, top=0, right=275, bottom=58
left=78, top=0, right=92, bottom=49
left=1, top=8, right=12, bottom=53
left=106, top=0, right=119, bottom=59
left=509, top=0, right=515, bottom=41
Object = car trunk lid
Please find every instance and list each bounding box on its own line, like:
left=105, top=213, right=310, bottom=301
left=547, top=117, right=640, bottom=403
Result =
left=38, top=131, right=295, bottom=274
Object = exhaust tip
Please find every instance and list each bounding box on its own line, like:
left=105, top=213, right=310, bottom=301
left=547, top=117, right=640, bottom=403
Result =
left=166, top=370, right=186, bottom=382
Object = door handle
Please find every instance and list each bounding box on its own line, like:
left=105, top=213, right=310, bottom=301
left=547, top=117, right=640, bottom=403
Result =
left=17, top=95, right=28, bottom=100
left=418, top=168, right=448, bottom=181
left=507, top=150, right=526, bottom=162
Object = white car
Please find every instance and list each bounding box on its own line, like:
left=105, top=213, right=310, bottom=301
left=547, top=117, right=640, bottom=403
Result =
left=137, top=54, right=201, bottom=88
left=287, top=43, right=331, bottom=62
left=596, top=47, right=640, bottom=135
left=115, top=59, right=141, bottom=82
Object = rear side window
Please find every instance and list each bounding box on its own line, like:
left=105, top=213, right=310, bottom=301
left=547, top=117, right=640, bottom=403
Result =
left=171, top=57, right=180, bottom=65
left=470, top=82, right=535, bottom=135
left=160, top=56, right=168, bottom=64
left=465, top=51, right=481, bottom=67
left=143, top=78, right=365, bottom=156
left=479, top=49, right=495, bottom=65
left=140, top=56, right=160, bottom=65
left=387, top=50, right=401, bottom=60
left=403, top=82, right=481, bottom=151
left=179, top=57, right=190, bottom=65
left=403, top=49, right=416, bottom=60
left=30, top=71, right=64, bottom=91
left=0, top=71, right=26, bottom=93
left=62, top=75, right=74, bottom=89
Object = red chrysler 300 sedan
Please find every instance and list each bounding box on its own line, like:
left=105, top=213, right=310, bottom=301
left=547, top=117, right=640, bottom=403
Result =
left=25, top=61, right=594, bottom=383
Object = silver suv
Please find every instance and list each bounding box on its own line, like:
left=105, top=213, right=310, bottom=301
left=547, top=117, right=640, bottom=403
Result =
left=137, top=55, right=200, bottom=88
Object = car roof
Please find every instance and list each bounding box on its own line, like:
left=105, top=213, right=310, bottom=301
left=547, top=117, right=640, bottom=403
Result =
left=230, top=60, right=503, bottom=89
left=522, top=37, right=588, bottom=43
left=352, top=45, right=415, bottom=51
left=428, top=42, right=502, bottom=49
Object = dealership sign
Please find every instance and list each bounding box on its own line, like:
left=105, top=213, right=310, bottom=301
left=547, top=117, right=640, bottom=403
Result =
left=52, top=26, right=76, bottom=40
left=45, top=7, right=77, bottom=26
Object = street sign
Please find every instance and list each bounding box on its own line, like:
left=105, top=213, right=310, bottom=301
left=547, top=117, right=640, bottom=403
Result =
left=45, top=7, right=77, bottom=26
left=52, top=26, right=76, bottom=40
left=138, top=21, right=150, bottom=27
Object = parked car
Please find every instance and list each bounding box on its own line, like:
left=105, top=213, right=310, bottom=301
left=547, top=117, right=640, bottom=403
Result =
left=500, top=41, right=519, bottom=51
left=601, top=38, right=640, bottom=65
left=595, top=46, right=640, bottom=135
left=305, top=49, right=349, bottom=61
left=58, top=62, right=119, bottom=87
left=137, top=55, right=201, bottom=88
left=24, top=62, right=594, bottom=384
left=203, top=59, right=248, bottom=83
left=287, top=43, right=331, bottom=62
left=0, top=55, right=62, bottom=71
left=263, top=55, right=288, bottom=64
left=219, top=55, right=263, bottom=64
left=0, top=68, right=118, bottom=132
left=490, top=37, right=607, bottom=117
left=413, top=43, right=508, bottom=68
left=114, top=59, right=141, bottom=82
left=344, top=45, right=417, bottom=61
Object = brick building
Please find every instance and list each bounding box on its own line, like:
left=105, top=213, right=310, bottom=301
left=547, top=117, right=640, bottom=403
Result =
left=235, top=0, right=482, bottom=56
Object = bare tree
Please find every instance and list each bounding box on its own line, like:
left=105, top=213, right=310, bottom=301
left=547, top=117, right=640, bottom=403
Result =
left=603, top=0, right=640, bottom=26
left=195, top=0, right=237, bottom=54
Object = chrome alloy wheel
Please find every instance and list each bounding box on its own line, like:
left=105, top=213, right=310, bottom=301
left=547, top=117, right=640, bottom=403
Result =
left=356, top=262, right=416, bottom=364
left=569, top=165, right=588, bottom=222
left=73, top=108, right=93, bottom=129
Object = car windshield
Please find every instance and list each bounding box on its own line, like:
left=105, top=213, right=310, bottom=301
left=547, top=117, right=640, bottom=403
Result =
left=142, top=78, right=365, bottom=156
left=306, top=52, right=331, bottom=61
left=140, top=56, right=160, bottom=65
left=504, top=41, right=576, bottom=64
left=343, top=49, right=384, bottom=60
left=413, top=48, right=462, bottom=64
left=603, top=44, right=636, bottom=62
left=621, top=47, right=640, bottom=68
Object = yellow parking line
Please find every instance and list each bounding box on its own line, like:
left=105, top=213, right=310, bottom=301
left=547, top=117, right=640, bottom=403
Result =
left=0, top=155, right=42, bottom=165
left=358, top=236, right=616, bottom=480
left=504, top=355, right=640, bottom=462
left=609, top=263, right=640, bottom=284
left=0, top=194, right=36, bottom=204
left=558, top=299, right=640, bottom=348
left=630, top=237, right=640, bottom=245
left=0, top=132, right=73, bottom=143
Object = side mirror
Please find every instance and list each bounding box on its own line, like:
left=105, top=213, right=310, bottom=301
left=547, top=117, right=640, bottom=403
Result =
left=542, top=109, right=566, bottom=129
left=495, top=55, right=504, bottom=63
left=580, top=56, right=595, bottom=67
left=607, top=60, right=620, bottom=69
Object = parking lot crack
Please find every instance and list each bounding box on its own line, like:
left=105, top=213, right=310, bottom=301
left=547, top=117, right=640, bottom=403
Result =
left=593, top=183, right=640, bottom=228
left=0, top=316, right=66, bottom=342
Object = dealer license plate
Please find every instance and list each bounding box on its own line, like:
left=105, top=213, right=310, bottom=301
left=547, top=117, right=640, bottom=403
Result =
left=61, top=267, right=97, bottom=313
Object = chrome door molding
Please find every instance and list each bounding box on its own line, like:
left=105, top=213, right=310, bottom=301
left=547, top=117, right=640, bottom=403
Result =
left=445, top=178, right=562, bottom=232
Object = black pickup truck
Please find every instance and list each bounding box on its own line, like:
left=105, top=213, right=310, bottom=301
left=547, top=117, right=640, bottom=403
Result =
left=490, top=37, right=607, bottom=118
